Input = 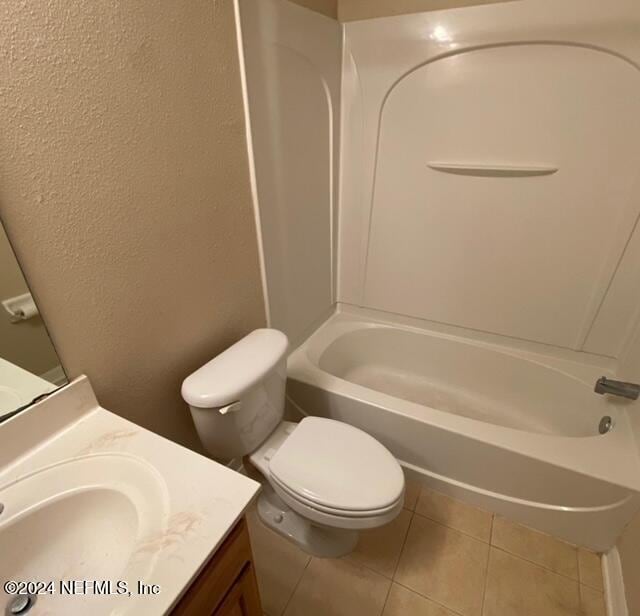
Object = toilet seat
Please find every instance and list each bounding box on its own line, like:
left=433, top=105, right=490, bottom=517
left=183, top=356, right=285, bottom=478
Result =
left=269, top=479, right=403, bottom=530
left=252, top=417, right=404, bottom=528
left=270, top=473, right=402, bottom=518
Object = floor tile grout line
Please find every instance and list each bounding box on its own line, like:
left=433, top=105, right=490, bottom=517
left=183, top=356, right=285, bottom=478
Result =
left=392, top=580, right=466, bottom=616
left=490, top=517, right=604, bottom=589
left=279, top=555, right=312, bottom=616
left=379, top=577, right=394, bottom=616
left=282, top=553, right=394, bottom=616
left=343, top=506, right=415, bottom=579
left=578, top=584, right=587, bottom=612
left=347, top=511, right=415, bottom=585
left=479, top=515, right=495, bottom=616
left=491, top=544, right=584, bottom=590
left=579, top=581, right=605, bottom=593
left=489, top=544, right=583, bottom=585
left=579, top=582, right=605, bottom=594
left=406, top=491, right=493, bottom=615
left=417, top=486, right=495, bottom=517
left=576, top=551, right=605, bottom=591
left=573, top=549, right=582, bottom=590
left=493, top=514, right=588, bottom=553
left=391, top=509, right=415, bottom=581
left=346, top=556, right=393, bottom=581
left=412, top=508, right=492, bottom=544
left=578, top=582, right=606, bottom=614
left=577, top=549, right=585, bottom=587
left=419, top=488, right=598, bottom=560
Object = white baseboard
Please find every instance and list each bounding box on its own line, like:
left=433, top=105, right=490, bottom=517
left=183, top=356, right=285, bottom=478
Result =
left=603, top=548, right=628, bottom=616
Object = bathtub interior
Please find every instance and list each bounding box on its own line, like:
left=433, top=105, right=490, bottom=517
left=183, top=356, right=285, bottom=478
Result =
left=317, top=325, right=620, bottom=438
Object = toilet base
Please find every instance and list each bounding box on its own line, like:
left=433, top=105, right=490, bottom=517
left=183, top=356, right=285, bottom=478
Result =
left=257, top=484, right=358, bottom=558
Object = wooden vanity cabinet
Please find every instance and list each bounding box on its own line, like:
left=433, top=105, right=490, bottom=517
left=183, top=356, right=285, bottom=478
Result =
left=170, top=517, right=262, bottom=616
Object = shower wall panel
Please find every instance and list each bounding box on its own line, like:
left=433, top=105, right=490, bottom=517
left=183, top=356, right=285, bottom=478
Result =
left=238, top=0, right=341, bottom=346
left=337, top=1, right=640, bottom=356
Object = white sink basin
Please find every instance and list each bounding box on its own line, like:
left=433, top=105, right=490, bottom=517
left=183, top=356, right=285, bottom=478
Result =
left=0, top=377, right=261, bottom=615
left=0, top=454, right=169, bottom=615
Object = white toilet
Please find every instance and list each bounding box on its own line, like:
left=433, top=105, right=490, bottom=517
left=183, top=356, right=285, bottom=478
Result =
left=181, top=328, right=405, bottom=557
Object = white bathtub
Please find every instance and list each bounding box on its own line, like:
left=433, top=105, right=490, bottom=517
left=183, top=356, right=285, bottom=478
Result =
left=287, top=307, right=640, bottom=550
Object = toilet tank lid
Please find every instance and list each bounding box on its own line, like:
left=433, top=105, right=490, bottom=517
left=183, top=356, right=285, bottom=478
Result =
left=181, top=329, right=289, bottom=409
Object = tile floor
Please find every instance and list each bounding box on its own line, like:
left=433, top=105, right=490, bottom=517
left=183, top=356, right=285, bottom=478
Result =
left=247, top=478, right=607, bottom=616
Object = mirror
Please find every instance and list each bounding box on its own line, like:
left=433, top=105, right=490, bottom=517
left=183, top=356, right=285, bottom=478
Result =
left=0, top=221, right=67, bottom=418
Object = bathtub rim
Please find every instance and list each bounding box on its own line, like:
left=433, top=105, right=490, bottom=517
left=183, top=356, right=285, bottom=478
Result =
left=315, top=321, right=615, bottom=439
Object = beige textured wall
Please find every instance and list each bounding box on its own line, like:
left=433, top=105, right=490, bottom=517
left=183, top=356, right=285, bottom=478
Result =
left=0, top=227, right=60, bottom=376
left=289, top=0, right=338, bottom=19
left=0, top=0, right=265, bottom=450
left=338, top=0, right=516, bottom=21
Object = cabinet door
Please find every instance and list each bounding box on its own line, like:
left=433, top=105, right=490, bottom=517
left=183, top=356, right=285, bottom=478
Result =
left=215, top=564, right=262, bottom=616
left=170, top=518, right=262, bottom=616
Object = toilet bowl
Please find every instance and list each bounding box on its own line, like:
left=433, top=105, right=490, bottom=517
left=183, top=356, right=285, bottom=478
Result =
left=181, top=329, right=404, bottom=557
left=249, top=417, right=403, bottom=556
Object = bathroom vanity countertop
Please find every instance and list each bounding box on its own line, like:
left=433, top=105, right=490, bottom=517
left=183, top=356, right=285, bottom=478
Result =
left=0, top=376, right=260, bottom=616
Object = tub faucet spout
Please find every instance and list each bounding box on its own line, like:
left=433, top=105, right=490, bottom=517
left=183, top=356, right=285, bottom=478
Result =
left=594, top=377, right=640, bottom=400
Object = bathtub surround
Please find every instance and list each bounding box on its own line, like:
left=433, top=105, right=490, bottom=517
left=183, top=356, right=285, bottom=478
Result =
left=619, top=324, right=640, bottom=453
left=338, top=4, right=640, bottom=356
left=0, top=0, right=265, bottom=449
left=237, top=0, right=341, bottom=346
left=337, top=0, right=517, bottom=21
left=615, top=329, right=640, bottom=614
left=242, top=0, right=640, bottom=361
left=613, top=305, right=640, bottom=615
left=289, top=0, right=338, bottom=19
left=288, top=0, right=517, bottom=22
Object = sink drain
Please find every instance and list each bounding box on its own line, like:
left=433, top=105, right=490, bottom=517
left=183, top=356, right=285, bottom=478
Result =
left=5, top=594, right=36, bottom=615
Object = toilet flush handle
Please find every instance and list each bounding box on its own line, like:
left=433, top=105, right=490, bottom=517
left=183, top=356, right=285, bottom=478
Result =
left=218, top=401, right=242, bottom=415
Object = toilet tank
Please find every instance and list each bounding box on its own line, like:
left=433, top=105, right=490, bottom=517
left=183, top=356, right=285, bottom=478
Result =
left=182, top=329, right=289, bottom=461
